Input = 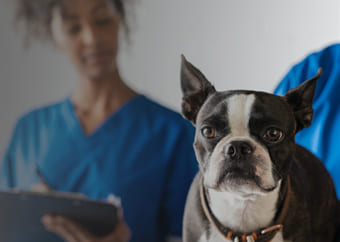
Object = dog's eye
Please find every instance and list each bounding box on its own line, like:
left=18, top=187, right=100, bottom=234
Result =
left=201, top=127, right=216, bottom=139
left=263, top=127, right=284, bottom=143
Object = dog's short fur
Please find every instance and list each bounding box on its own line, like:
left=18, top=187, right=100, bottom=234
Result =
left=180, top=56, right=339, bottom=242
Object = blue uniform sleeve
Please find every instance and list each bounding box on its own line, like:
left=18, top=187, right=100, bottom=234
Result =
left=0, top=120, right=21, bottom=190
left=161, top=121, right=198, bottom=238
left=0, top=151, right=12, bottom=189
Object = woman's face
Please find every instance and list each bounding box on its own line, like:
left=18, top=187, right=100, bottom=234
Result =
left=51, top=0, right=120, bottom=80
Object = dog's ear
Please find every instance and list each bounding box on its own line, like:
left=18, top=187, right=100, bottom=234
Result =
left=180, top=55, right=216, bottom=124
left=283, top=68, right=322, bottom=133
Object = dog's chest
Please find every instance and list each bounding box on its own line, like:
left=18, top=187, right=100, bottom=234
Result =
left=198, top=229, right=288, bottom=242
left=199, top=186, right=287, bottom=242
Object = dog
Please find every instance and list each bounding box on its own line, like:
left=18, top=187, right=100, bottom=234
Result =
left=180, top=55, right=339, bottom=242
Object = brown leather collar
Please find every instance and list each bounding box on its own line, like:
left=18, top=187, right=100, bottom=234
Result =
left=200, top=176, right=291, bottom=242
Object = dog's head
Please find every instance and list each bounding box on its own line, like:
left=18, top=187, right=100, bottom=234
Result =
left=180, top=55, right=321, bottom=194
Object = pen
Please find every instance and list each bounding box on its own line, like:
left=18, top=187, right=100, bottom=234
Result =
left=34, top=165, right=86, bottom=199
left=34, top=164, right=53, bottom=191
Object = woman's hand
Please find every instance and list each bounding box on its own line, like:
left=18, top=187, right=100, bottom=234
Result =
left=41, top=210, right=130, bottom=242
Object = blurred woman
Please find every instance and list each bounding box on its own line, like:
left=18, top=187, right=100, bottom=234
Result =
left=1, top=0, right=197, bottom=241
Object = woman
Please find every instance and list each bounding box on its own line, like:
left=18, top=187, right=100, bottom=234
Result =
left=1, top=0, right=198, bottom=241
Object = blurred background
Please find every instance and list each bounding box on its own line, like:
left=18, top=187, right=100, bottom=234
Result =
left=1, top=0, right=340, bottom=154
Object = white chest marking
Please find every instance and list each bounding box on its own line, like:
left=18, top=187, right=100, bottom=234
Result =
left=208, top=181, right=281, bottom=233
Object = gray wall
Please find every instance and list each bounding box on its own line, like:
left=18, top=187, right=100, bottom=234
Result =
left=1, top=0, right=340, bottom=154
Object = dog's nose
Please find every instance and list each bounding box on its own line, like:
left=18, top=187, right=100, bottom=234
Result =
left=225, top=141, right=253, bottom=159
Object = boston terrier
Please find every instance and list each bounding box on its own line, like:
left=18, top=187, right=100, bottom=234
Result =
left=180, top=55, right=339, bottom=242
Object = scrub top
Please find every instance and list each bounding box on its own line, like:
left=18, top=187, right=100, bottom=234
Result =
left=1, top=95, right=198, bottom=241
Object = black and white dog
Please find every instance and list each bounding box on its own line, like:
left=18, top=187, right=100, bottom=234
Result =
left=180, top=56, right=339, bottom=242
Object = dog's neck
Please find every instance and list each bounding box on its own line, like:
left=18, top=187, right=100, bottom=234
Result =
left=207, top=181, right=282, bottom=233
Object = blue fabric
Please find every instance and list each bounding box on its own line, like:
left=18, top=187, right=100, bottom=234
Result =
left=1, top=95, right=198, bottom=241
left=274, top=43, right=340, bottom=199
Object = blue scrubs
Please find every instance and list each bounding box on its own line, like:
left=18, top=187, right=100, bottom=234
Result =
left=274, top=43, right=340, bottom=198
left=1, top=95, right=198, bottom=241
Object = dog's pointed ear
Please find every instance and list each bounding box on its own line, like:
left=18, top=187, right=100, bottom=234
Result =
left=180, top=55, right=216, bottom=124
left=283, top=68, right=322, bottom=133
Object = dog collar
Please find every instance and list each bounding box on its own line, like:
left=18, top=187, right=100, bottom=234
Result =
left=200, top=176, right=291, bottom=242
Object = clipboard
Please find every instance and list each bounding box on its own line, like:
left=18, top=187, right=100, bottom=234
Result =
left=0, top=190, right=118, bottom=242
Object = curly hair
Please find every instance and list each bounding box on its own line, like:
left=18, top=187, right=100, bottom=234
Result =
left=14, top=0, right=129, bottom=43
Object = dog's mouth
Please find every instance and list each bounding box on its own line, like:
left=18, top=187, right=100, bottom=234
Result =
left=222, top=167, right=254, bottom=181
left=217, top=167, right=254, bottom=185
left=216, top=167, right=276, bottom=192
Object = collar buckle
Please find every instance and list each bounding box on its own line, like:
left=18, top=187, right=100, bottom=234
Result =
left=261, top=224, right=283, bottom=235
